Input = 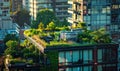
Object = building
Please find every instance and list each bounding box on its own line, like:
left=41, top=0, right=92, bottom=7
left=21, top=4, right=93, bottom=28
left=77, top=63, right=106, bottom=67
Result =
left=25, top=35, right=119, bottom=71
left=68, top=0, right=120, bottom=70
left=11, top=0, right=22, bottom=12
left=28, top=0, right=70, bottom=21
left=22, top=0, right=29, bottom=11
left=68, top=0, right=120, bottom=41
left=57, top=44, right=118, bottom=71
left=0, top=0, right=16, bottom=40
left=24, top=29, right=119, bottom=71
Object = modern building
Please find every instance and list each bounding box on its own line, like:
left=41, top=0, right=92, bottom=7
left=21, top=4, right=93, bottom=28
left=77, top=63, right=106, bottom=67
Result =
left=28, top=0, right=70, bottom=21
left=24, top=29, right=119, bottom=71
left=57, top=44, right=118, bottom=71
left=22, top=0, right=29, bottom=11
left=0, top=0, right=16, bottom=40
left=25, top=35, right=118, bottom=71
left=68, top=0, right=120, bottom=41
left=10, top=0, right=22, bottom=12
left=68, top=1, right=120, bottom=70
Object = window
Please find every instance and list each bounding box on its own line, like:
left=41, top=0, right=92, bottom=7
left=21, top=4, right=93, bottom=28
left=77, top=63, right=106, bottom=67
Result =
left=83, top=50, right=92, bottom=63
left=98, top=49, right=102, bottom=62
left=73, top=51, right=79, bottom=62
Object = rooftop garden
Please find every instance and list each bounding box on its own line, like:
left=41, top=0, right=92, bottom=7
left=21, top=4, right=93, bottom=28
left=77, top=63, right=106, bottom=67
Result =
left=24, top=25, right=112, bottom=48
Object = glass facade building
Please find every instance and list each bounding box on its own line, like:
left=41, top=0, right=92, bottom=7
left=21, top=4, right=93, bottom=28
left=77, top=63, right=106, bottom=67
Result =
left=68, top=0, right=120, bottom=40
left=58, top=44, right=118, bottom=71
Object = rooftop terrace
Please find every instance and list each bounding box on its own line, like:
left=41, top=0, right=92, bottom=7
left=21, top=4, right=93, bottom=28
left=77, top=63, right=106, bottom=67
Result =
left=24, top=28, right=112, bottom=52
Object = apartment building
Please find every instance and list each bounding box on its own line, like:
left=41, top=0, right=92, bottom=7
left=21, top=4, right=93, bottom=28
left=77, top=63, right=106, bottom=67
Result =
left=68, top=0, right=120, bottom=70
left=11, top=0, right=22, bottom=12
left=68, top=0, right=120, bottom=40
left=29, top=0, right=70, bottom=21
left=22, top=0, right=29, bottom=11
left=0, top=0, right=13, bottom=38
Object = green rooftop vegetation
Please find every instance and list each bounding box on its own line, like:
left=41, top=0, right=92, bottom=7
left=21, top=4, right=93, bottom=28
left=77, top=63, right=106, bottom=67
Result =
left=24, top=26, right=112, bottom=48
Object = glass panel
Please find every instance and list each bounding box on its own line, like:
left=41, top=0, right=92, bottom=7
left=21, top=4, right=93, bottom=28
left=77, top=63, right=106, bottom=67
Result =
left=73, top=67, right=78, bottom=71
left=83, top=66, right=89, bottom=71
left=98, top=49, right=102, bottom=62
left=59, top=52, right=65, bottom=63
left=89, top=50, right=92, bottom=62
left=98, top=65, right=102, bottom=71
left=73, top=51, right=79, bottom=62
left=83, top=50, right=88, bottom=63
left=66, top=68, right=72, bottom=71
left=66, top=51, right=72, bottom=63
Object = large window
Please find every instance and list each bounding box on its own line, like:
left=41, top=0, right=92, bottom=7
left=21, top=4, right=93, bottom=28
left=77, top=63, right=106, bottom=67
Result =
left=59, top=50, right=93, bottom=65
left=97, top=48, right=117, bottom=63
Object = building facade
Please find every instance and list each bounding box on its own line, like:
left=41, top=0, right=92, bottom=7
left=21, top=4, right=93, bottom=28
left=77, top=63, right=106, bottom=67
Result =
left=28, top=0, right=70, bottom=21
left=22, top=0, right=29, bottom=11
left=68, top=0, right=120, bottom=40
left=11, top=0, right=22, bottom=12
left=57, top=44, right=118, bottom=71
left=0, top=0, right=15, bottom=40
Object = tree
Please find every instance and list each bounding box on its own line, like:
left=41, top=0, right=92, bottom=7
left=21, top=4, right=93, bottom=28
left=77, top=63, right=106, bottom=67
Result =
left=13, top=9, right=31, bottom=27
left=3, top=34, right=19, bottom=43
left=46, top=21, right=56, bottom=31
left=78, top=30, right=92, bottom=43
left=61, top=19, right=70, bottom=27
left=32, top=9, right=57, bottom=28
left=38, top=22, right=44, bottom=31
left=57, top=19, right=69, bottom=27
left=90, top=28, right=111, bottom=43
left=6, top=40, right=18, bottom=48
left=4, top=40, right=19, bottom=57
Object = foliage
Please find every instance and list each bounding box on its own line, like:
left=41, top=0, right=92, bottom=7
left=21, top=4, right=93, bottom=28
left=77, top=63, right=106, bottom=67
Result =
left=13, top=9, right=31, bottom=27
left=24, top=29, right=41, bottom=37
left=6, top=40, right=18, bottom=48
left=9, top=58, right=26, bottom=64
left=90, top=28, right=111, bottom=43
left=77, top=22, right=87, bottom=30
left=22, top=44, right=39, bottom=62
left=78, top=28, right=111, bottom=44
left=46, top=21, right=56, bottom=31
left=32, top=9, right=57, bottom=28
left=57, top=19, right=70, bottom=27
left=3, top=34, right=19, bottom=43
left=31, top=20, right=38, bottom=28
left=46, top=51, right=58, bottom=71
left=38, top=22, right=44, bottom=31
left=78, top=30, right=92, bottom=43
left=4, top=40, right=19, bottom=57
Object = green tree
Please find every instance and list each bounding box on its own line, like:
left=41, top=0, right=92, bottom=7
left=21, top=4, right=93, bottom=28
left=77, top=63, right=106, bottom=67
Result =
left=61, top=19, right=70, bottom=27
left=3, top=34, right=19, bottom=43
left=32, top=9, right=57, bottom=28
left=46, top=21, right=56, bottom=31
left=4, top=40, right=19, bottom=57
left=31, top=20, right=38, bottom=28
left=90, top=28, right=111, bottom=43
left=78, top=30, right=92, bottom=43
left=13, top=9, right=31, bottom=27
left=6, top=40, right=18, bottom=48
left=38, top=22, right=44, bottom=31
